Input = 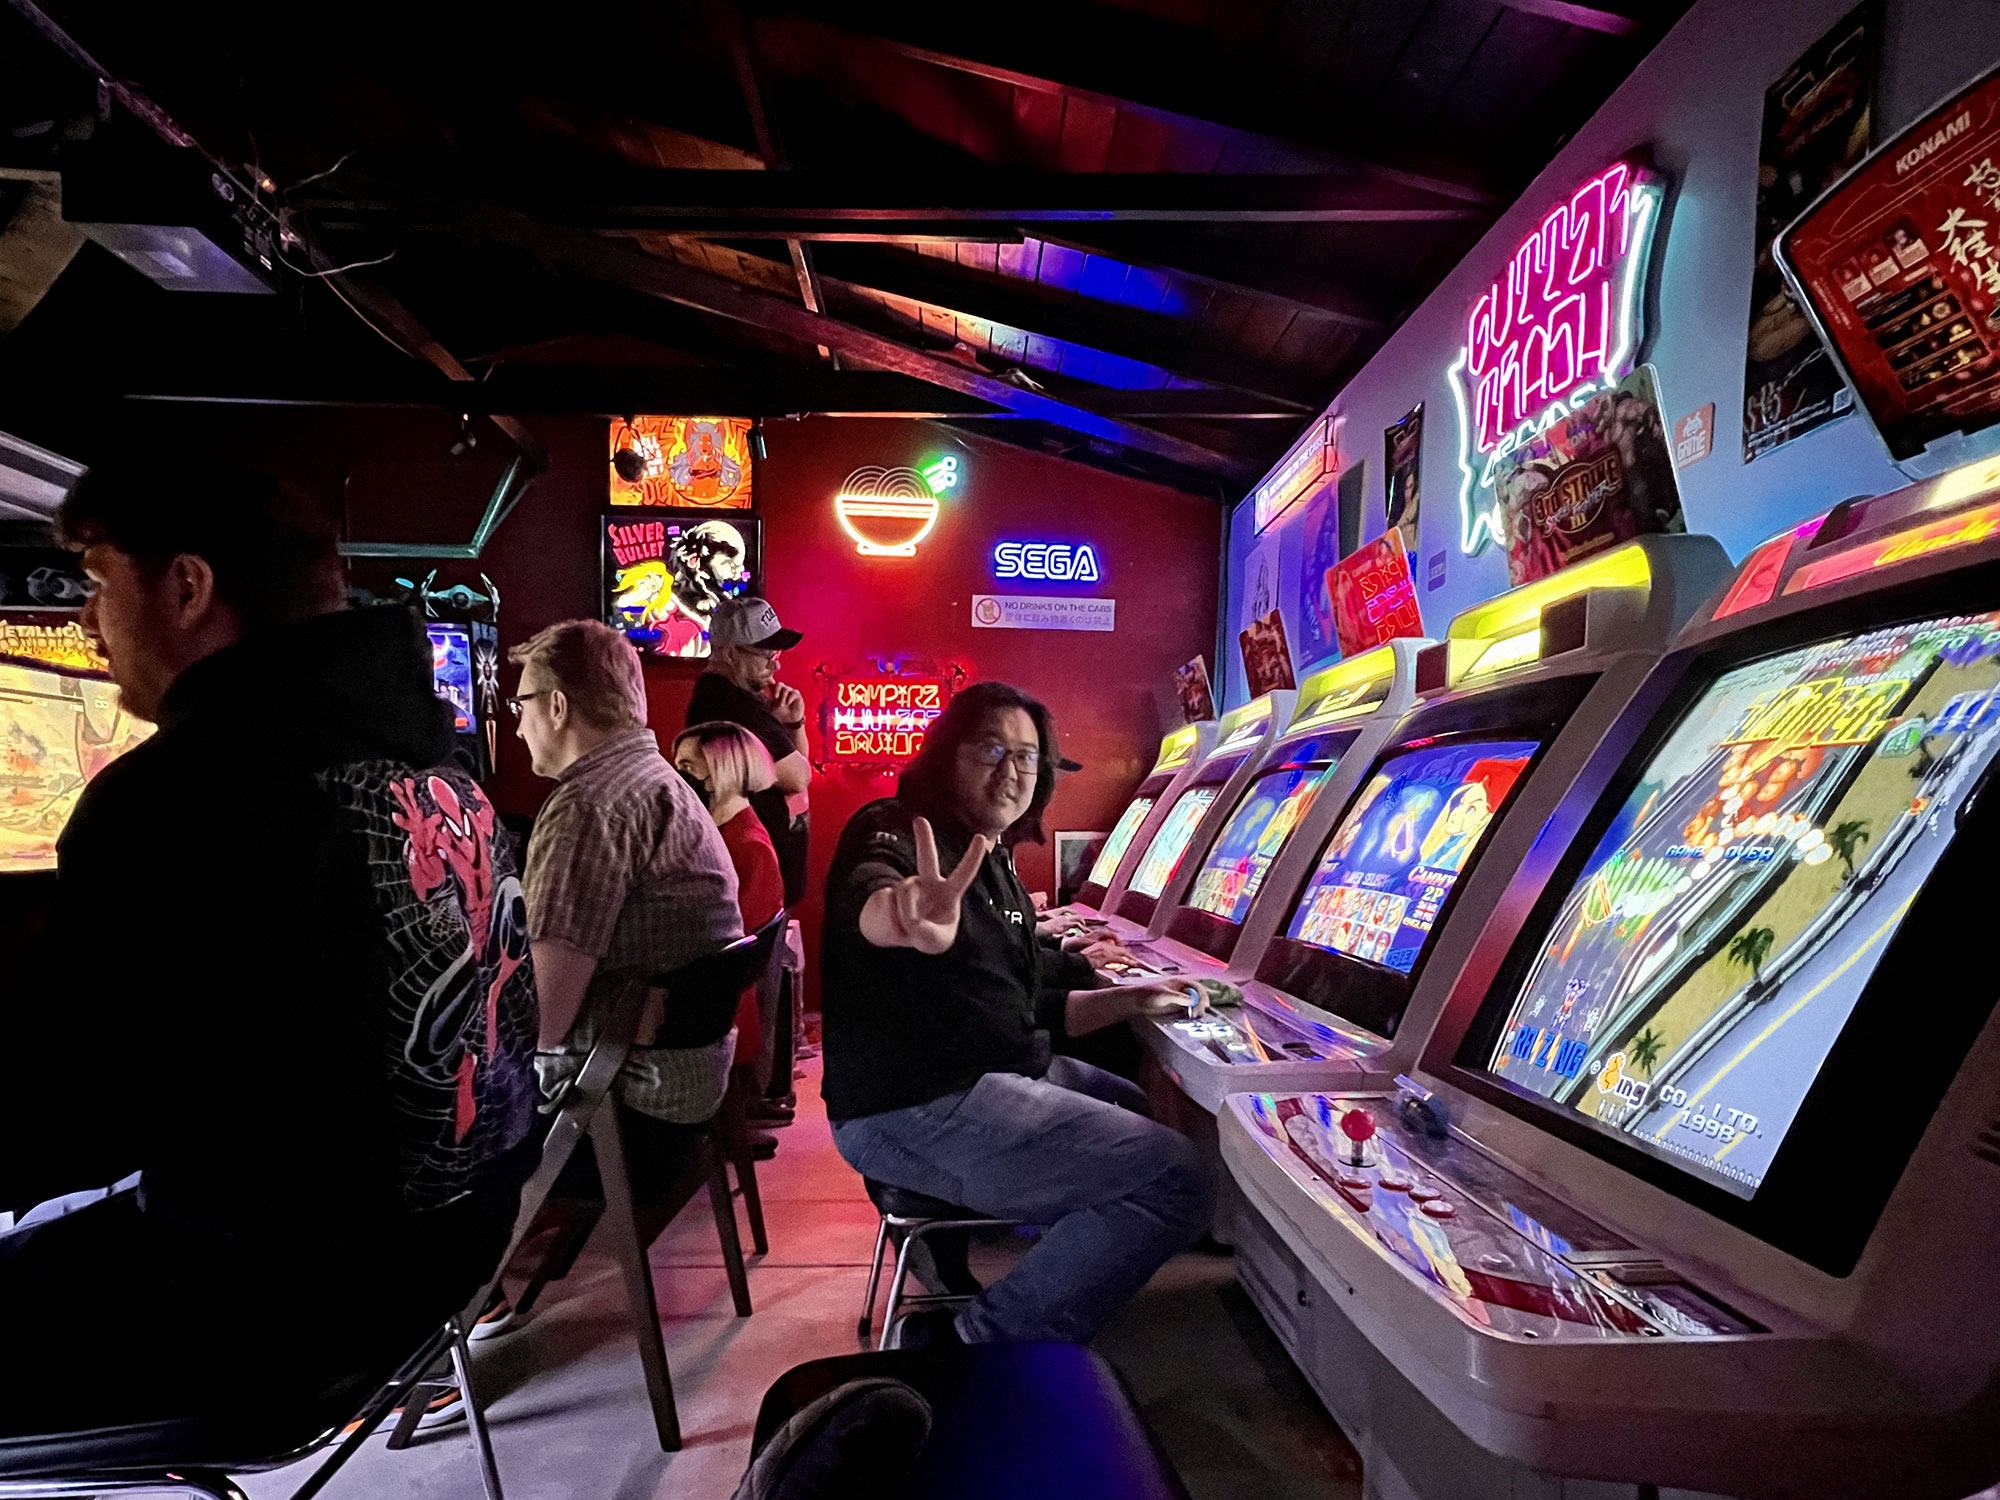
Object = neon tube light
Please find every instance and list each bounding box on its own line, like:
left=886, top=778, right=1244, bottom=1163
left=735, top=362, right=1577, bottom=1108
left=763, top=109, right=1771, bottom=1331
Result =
left=1447, top=161, right=1664, bottom=556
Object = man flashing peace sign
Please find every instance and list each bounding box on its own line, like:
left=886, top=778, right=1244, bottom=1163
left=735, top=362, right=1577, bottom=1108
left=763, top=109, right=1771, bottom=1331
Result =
left=823, top=682, right=1212, bottom=1348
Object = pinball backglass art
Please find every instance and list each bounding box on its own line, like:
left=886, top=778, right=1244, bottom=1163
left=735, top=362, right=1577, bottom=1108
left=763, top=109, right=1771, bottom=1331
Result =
left=602, top=512, right=760, bottom=659
left=0, top=658, right=151, bottom=871
left=609, top=417, right=754, bottom=509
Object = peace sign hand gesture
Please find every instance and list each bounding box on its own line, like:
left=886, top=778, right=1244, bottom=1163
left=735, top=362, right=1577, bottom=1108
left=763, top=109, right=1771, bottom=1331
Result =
left=862, top=816, right=992, bottom=954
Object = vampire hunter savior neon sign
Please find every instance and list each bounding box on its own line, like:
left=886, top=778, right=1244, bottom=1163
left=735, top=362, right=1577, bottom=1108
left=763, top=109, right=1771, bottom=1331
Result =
left=826, top=677, right=949, bottom=762
left=1446, top=159, right=1664, bottom=556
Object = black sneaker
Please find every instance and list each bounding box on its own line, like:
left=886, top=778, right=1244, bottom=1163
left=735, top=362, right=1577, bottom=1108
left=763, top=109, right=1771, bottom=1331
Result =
left=888, top=1308, right=964, bottom=1350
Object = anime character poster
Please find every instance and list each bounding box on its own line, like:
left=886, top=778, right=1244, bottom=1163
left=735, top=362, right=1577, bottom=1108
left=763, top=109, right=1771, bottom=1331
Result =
left=1176, top=655, right=1217, bottom=724
left=1328, top=532, right=1425, bottom=657
left=1294, top=485, right=1345, bottom=667
left=609, top=416, right=755, bottom=509
left=1493, top=365, right=1686, bottom=587
left=1239, top=608, right=1297, bottom=698
left=1743, top=3, right=1878, bottom=461
left=1242, top=533, right=1282, bottom=638
left=1384, top=404, right=1424, bottom=554
left=601, top=512, right=759, bottom=659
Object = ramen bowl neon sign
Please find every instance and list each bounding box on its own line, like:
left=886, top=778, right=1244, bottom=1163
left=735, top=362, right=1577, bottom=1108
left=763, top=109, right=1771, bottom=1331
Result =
left=1447, top=159, right=1663, bottom=556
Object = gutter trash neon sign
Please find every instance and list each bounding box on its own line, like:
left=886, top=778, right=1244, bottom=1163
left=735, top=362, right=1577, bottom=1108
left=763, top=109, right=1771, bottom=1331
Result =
left=835, top=455, right=961, bottom=557
left=1447, top=159, right=1664, bottom=557
left=993, top=540, right=1101, bottom=582
left=828, top=677, right=947, bottom=761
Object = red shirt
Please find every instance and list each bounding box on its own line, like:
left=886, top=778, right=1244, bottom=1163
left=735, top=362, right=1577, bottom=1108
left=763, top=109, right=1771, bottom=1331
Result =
left=720, top=806, right=785, bottom=1054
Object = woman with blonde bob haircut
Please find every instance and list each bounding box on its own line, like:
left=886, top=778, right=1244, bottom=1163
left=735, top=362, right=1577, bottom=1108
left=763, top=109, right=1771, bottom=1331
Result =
left=674, top=721, right=787, bottom=1118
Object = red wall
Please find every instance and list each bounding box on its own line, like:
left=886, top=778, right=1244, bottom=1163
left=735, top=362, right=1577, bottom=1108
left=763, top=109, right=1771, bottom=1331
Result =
left=203, top=409, right=1221, bottom=1003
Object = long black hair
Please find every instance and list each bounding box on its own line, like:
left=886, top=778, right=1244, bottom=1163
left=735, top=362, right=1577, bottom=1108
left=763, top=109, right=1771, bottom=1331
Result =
left=897, top=680, right=1062, bottom=846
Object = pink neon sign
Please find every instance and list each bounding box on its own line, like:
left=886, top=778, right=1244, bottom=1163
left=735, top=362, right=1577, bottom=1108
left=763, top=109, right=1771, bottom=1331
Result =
left=1448, top=159, right=1663, bottom=556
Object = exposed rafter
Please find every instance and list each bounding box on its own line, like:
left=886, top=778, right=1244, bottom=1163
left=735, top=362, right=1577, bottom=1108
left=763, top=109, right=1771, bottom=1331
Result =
left=1032, top=230, right=1386, bottom=333
left=507, top=223, right=1255, bottom=478
left=799, top=241, right=1321, bottom=409
left=1492, top=0, right=1646, bottom=36
left=757, top=7, right=1499, bottom=205
left=304, top=169, right=1481, bottom=233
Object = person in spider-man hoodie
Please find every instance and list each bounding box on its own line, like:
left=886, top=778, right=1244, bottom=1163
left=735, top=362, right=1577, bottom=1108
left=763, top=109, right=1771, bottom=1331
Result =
left=0, top=448, right=539, bottom=1435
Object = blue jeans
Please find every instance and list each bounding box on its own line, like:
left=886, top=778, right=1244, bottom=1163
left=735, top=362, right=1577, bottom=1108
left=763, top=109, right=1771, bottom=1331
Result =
left=832, top=1057, right=1211, bottom=1344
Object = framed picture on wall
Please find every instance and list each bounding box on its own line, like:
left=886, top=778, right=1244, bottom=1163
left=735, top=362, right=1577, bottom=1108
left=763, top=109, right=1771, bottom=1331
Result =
left=601, top=511, right=761, bottom=659
left=1055, top=831, right=1110, bottom=907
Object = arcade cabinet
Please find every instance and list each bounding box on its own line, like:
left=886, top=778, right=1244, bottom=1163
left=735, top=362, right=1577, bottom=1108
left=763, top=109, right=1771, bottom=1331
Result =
left=1147, top=534, right=1730, bottom=1118
left=1059, top=719, right=1216, bottom=921
left=1091, top=689, right=1295, bottom=955
left=1123, top=643, right=1431, bottom=1103
left=1218, top=468, right=2000, bottom=1499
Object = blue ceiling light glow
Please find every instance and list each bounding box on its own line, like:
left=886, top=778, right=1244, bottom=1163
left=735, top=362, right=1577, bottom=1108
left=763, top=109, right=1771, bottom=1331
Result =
left=993, top=539, right=1103, bottom=584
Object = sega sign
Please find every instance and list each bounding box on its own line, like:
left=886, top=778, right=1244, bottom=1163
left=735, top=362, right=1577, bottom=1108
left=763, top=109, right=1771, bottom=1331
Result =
left=992, top=540, right=1102, bottom=584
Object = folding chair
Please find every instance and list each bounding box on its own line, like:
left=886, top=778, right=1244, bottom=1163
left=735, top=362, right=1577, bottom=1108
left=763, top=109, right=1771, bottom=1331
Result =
left=506, top=913, right=788, bottom=1319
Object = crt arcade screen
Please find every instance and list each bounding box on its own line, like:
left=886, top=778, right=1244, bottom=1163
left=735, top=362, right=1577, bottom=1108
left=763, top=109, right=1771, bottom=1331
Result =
left=1472, top=613, right=2000, bottom=1199
left=1127, top=785, right=1219, bottom=899
left=1186, top=733, right=1355, bottom=927
left=1086, top=795, right=1156, bottom=888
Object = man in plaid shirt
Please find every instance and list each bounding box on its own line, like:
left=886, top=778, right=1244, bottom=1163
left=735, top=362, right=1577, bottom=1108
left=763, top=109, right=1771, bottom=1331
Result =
left=510, top=620, right=742, bottom=1190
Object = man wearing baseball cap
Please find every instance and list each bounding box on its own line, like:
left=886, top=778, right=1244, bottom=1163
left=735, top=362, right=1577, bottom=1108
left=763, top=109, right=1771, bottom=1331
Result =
left=687, top=596, right=809, bottom=903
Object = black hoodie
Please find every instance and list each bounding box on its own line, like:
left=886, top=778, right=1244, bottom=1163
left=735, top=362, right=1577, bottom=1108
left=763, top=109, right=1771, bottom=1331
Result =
left=2, top=607, right=538, bottom=1249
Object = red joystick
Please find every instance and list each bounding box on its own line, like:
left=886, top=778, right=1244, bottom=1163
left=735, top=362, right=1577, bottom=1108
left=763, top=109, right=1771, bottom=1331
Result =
left=1339, top=1107, right=1377, bottom=1166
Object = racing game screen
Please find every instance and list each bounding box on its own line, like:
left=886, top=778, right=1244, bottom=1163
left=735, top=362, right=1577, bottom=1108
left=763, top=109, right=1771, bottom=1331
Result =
left=0, top=660, right=152, bottom=872
left=1286, top=739, right=1537, bottom=974
left=1087, top=794, right=1156, bottom=888
left=1187, top=741, right=1350, bottom=926
left=427, top=625, right=475, bottom=733
left=1128, top=785, right=1219, bottom=898
left=1477, top=614, right=2000, bottom=1198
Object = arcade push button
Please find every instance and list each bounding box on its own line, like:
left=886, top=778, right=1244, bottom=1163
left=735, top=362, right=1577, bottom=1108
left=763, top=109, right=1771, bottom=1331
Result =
left=1420, top=1198, right=1457, bottom=1219
left=1408, top=1183, right=1443, bottom=1202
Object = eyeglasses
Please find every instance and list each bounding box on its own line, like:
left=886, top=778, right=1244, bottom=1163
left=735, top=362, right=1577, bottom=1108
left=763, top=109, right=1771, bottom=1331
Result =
left=506, top=692, right=548, bottom=719
left=963, top=740, right=1040, bottom=774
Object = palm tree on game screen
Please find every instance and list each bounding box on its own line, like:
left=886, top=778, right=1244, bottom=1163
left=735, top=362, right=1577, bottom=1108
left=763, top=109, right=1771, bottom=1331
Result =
left=1727, top=926, right=1776, bottom=989
left=1628, top=1027, right=1665, bottom=1077
left=1828, top=819, right=1872, bottom=881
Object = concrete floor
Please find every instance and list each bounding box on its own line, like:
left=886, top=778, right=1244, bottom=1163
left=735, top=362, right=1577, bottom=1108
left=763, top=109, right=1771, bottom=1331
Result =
left=252, top=1057, right=1360, bottom=1500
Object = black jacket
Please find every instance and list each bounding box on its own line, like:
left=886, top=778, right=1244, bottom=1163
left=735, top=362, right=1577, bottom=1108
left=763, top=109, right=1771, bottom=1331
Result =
left=2, top=607, right=538, bottom=1248
left=821, top=799, right=1073, bottom=1120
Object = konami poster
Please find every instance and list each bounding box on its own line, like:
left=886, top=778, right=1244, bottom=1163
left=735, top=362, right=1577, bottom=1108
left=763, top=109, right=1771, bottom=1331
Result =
left=1239, top=608, right=1296, bottom=698
left=1175, top=655, right=1217, bottom=724
left=1328, top=531, right=1424, bottom=657
left=601, top=512, right=759, bottom=659
left=1384, top=404, right=1424, bottom=554
left=1742, top=3, right=1878, bottom=461
left=1294, top=485, right=1344, bottom=666
left=1492, top=365, right=1685, bottom=587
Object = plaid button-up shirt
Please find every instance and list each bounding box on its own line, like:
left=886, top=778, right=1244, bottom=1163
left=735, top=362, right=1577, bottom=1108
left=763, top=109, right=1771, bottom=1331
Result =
left=525, top=729, right=743, bottom=1122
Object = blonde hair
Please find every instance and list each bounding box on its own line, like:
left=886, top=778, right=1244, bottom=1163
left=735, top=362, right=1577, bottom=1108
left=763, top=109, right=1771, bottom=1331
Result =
left=508, top=619, right=646, bottom=731
left=676, top=720, right=777, bottom=804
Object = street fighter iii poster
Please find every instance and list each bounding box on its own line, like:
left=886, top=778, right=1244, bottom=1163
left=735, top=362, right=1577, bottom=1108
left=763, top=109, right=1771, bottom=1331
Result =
left=1492, top=365, right=1686, bottom=587
left=602, top=512, right=759, bottom=659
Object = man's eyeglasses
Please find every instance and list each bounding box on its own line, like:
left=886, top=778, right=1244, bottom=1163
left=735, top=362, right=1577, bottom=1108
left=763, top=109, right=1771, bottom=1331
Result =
left=506, top=692, right=548, bottom=719
left=963, top=740, right=1040, bottom=773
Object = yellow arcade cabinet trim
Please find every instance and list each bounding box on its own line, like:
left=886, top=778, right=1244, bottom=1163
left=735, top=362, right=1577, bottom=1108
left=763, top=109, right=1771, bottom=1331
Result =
left=1444, top=542, right=1653, bottom=687
left=1214, top=694, right=1276, bottom=751
left=1290, top=645, right=1400, bottom=730
left=1152, top=722, right=1204, bottom=774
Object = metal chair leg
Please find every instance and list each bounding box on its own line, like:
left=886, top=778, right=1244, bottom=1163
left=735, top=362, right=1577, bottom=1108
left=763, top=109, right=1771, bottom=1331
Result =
left=448, top=1316, right=506, bottom=1500
left=858, top=1214, right=890, bottom=1343
left=288, top=1335, right=447, bottom=1500
left=879, top=1222, right=925, bottom=1351
left=591, top=1107, right=683, bottom=1451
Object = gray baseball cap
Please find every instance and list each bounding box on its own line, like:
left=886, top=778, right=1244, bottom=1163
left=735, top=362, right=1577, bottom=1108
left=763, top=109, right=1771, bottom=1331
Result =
left=710, top=596, right=803, bottom=652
